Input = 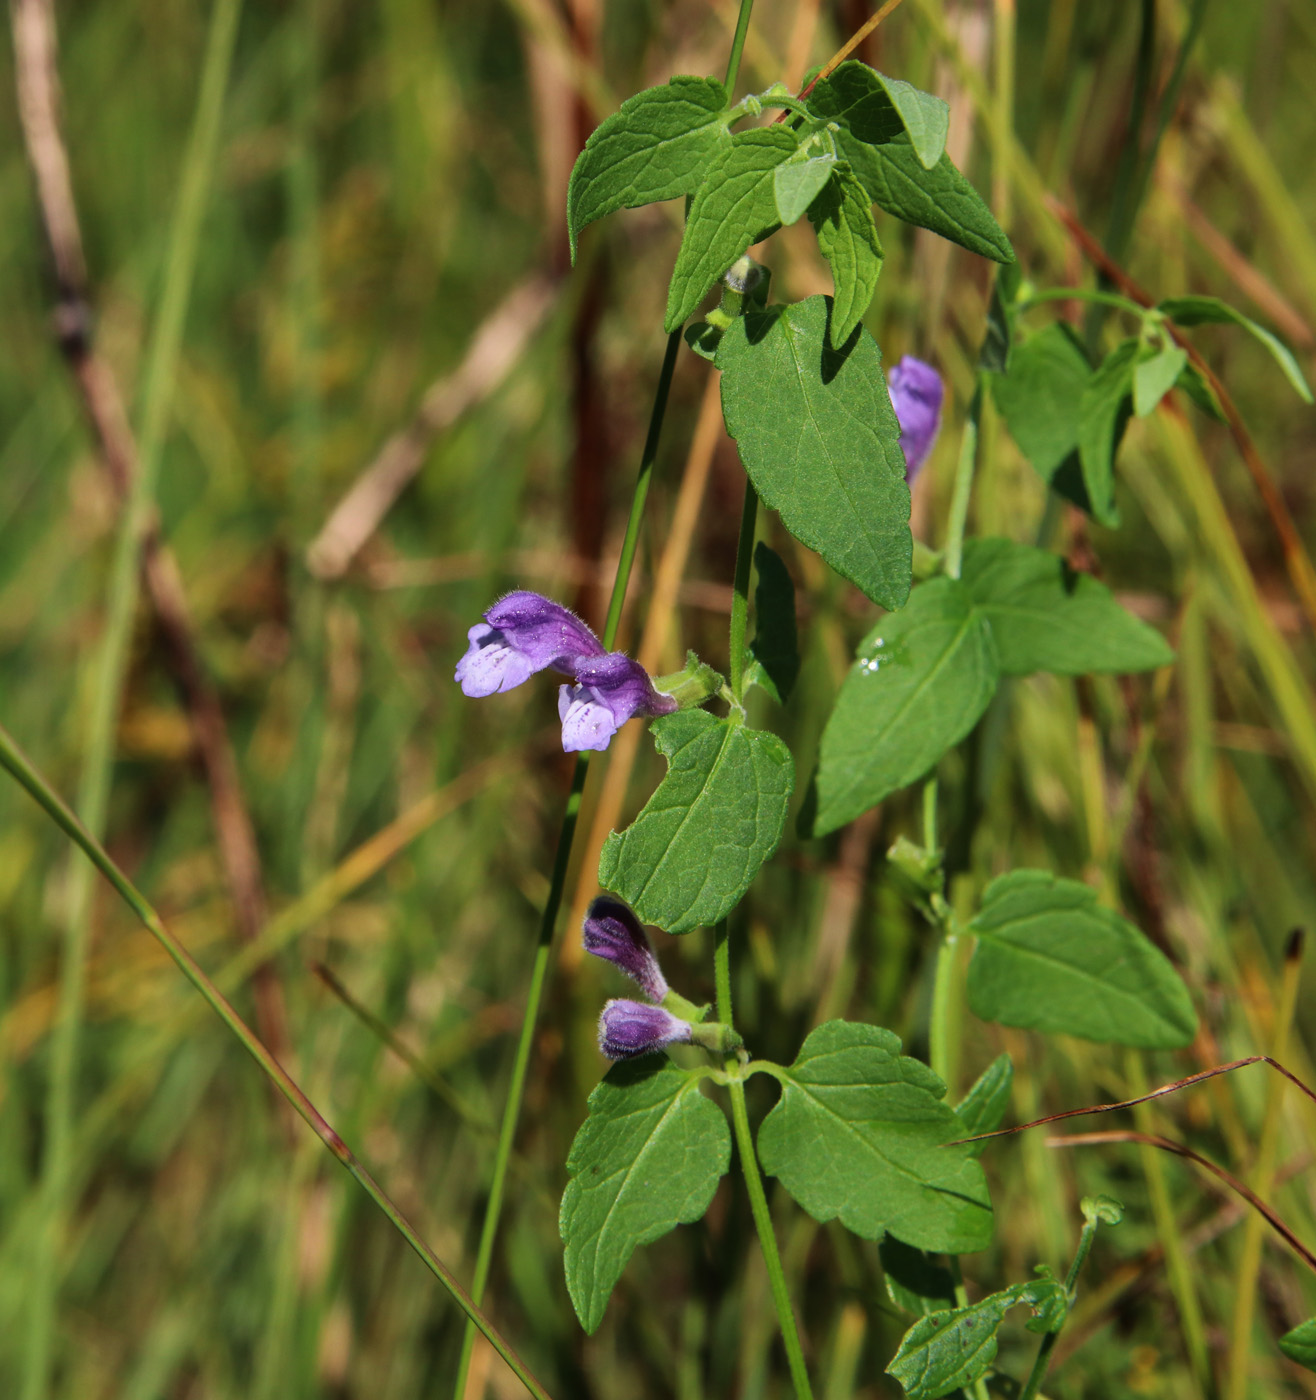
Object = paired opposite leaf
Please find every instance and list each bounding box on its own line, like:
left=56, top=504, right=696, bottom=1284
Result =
left=960, top=537, right=1174, bottom=676
left=812, top=577, right=998, bottom=836
left=809, top=166, right=885, bottom=346
left=717, top=295, right=912, bottom=612
left=757, top=1020, right=994, bottom=1253
left=598, top=709, right=792, bottom=933
left=665, top=127, right=796, bottom=331
left=953, top=1052, right=1014, bottom=1155
left=774, top=149, right=838, bottom=226
left=561, top=1058, right=730, bottom=1333
left=803, top=61, right=949, bottom=169
left=567, top=77, right=731, bottom=261
left=886, top=1278, right=1066, bottom=1400
left=967, top=870, right=1199, bottom=1049
left=1133, top=345, right=1188, bottom=417
left=1077, top=339, right=1139, bottom=527
left=881, top=1237, right=958, bottom=1318
left=746, top=541, right=800, bottom=703
left=1159, top=295, right=1313, bottom=403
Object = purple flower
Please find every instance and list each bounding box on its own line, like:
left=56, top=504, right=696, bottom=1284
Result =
left=888, top=355, right=944, bottom=481
left=582, top=895, right=668, bottom=1003
left=455, top=591, right=604, bottom=698
left=557, top=654, right=678, bottom=754
left=598, top=1000, right=692, bottom=1060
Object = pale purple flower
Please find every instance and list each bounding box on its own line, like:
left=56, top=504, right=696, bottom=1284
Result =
left=557, top=653, right=678, bottom=754
left=888, top=355, right=944, bottom=481
left=598, top=999, right=693, bottom=1059
left=455, top=591, right=604, bottom=698
left=582, top=895, right=668, bottom=1003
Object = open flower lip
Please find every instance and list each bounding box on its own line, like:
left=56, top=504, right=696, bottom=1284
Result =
left=558, top=654, right=679, bottom=754
left=454, top=591, right=604, bottom=698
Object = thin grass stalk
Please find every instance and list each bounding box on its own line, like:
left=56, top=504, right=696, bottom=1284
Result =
left=20, top=3, right=242, bottom=1395
left=1226, top=931, right=1305, bottom=1400
left=0, top=722, right=555, bottom=1400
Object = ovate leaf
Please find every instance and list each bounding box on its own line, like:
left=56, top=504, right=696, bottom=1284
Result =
left=1159, top=295, right=1313, bottom=403
left=960, top=537, right=1174, bottom=676
left=598, top=710, right=793, bottom=933
left=832, top=133, right=1012, bottom=263
left=1279, top=1318, right=1316, bottom=1373
left=718, top=295, right=910, bottom=610
left=568, top=77, right=731, bottom=261
left=880, top=1237, right=957, bottom=1317
left=967, top=870, right=1199, bottom=1049
left=953, top=1052, right=1013, bottom=1155
left=886, top=1286, right=1027, bottom=1399
left=665, top=127, right=797, bottom=331
left=809, top=166, right=884, bottom=346
left=804, top=61, right=949, bottom=170
left=1133, top=345, right=1188, bottom=416
left=746, top=541, right=799, bottom=703
left=561, top=1058, right=730, bottom=1333
left=991, top=322, right=1094, bottom=512
left=812, top=577, right=999, bottom=836
left=1077, top=338, right=1139, bottom=527
left=757, top=1020, right=994, bottom=1253
left=774, top=150, right=838, bottom=226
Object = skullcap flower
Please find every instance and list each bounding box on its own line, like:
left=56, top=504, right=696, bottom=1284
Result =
left=887, top=355, right=944, bottom=481
left=598, top=1000, right=693, bottom=1060
left=455, top=591, right=604, bottom=698
left=557, top=653, right=678, bottom=754
left=582, top=895, right=668, bottom=1003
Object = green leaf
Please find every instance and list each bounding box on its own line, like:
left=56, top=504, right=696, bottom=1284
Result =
left=880, top=1237, right=958, bottom=1317
left=717, top=295, right=911, bottom=610
left=1077, top=338, right=1139, bottom=527
left=809, top=166, right=884, bottom=347
left=886, top=1285, right=1032, bottom=1398
left=812, top=577, right=999, bottom=836
left=960, top=537, right=1174, bottom=676
left=1159, top=295, right=1313, bottom=403
left=1279, top=1318, right=1316, bottom=1373
left=561, top=1058, right=730, bottom=1333
left=567, top=77, right=731, bottom=261
left=804, top=61, right=949, bottom=170
left=991, top=321, right=1092, bottom=482
left=979, top=262, right=1022, bottom=375
left=774, top=150, right=838, bottom=226
left=1175, top=357, right=1227, bottom=421
left=746, top=541, right=800, bottom=703
left=598, top=710, right=793, bottom=933
left=1133, top=345, right=1188, bottom=416
left=665, top=127, right=797, bottom=331
left=953, top=1052, right=1013, bottom=1156
left=757, top=1020, right=994, bottom=1253
left=967, top=870, right=1199, bottom=1049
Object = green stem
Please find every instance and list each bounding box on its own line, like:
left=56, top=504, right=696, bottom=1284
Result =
left=728, top=477, right=759, bottom=699
left=453, top=224, right=688, bottom=1400
left=0, top=722, right=554, bottom=1400
left=723, top=0, right=756, bottom=94
left=716, top=922, right=813, bottom=1399
left=1018, top=1214, right=1101, bottom=1400
left=22, top=4, right=242, bottom=1396
left=943, top=379, right=982, bottom=581
left=1018, top=287, right=1149, bottom=319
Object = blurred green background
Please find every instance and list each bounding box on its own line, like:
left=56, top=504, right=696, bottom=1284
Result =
left=2, top=1, right=1316, bottom=1396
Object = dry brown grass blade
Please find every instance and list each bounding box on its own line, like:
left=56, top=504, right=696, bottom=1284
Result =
left=11, top=0, right=290, bottom=1065
left=1048, top=195, right=1316, bottom=638
left=1047, top=1130, right=1316, bottom=1275
left=307, top=274, right=561, bottom=581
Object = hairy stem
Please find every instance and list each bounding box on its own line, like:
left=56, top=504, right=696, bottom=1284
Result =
left=943, top=378, right=982, bottom=581
left=0, top=723, right=554, bottom=1400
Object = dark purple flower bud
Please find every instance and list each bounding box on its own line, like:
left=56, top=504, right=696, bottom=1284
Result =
left=888, top=355, right=944, bottom=481
left=557, top=653, right=679, bottom=753
left=582, top=895, right=668, bottom=1003
left=455, top=591, right=605, bottom=697
left=597, top=999, right=692, bottom=1060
